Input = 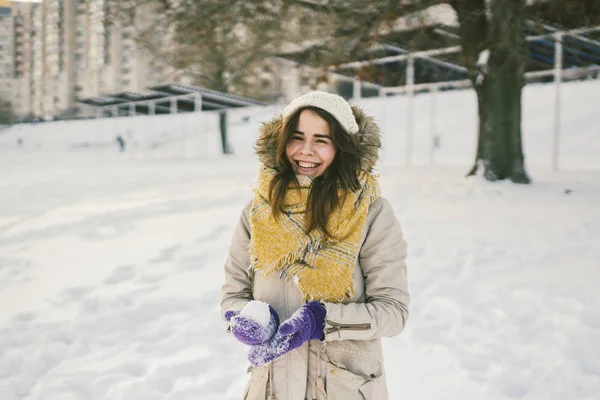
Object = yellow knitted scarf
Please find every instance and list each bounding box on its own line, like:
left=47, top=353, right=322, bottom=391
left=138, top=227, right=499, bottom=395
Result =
left=249, top=166, right=380, bottom=302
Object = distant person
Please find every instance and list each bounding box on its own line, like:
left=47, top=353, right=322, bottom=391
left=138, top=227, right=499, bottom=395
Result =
left=221, top=91, right=409, bottom=399
left=17, top=138, right=23, bottom=146
left=116, top=135, right=126, bottom=152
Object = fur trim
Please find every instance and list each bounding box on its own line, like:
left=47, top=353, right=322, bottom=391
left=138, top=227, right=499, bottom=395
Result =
left=255, top=106, right=381, bottom=172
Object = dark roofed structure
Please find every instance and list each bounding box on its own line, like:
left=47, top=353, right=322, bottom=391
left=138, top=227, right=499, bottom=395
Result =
left=78, top=84, right=268, bottom=118
left=148, top=84, right=267, bottom=108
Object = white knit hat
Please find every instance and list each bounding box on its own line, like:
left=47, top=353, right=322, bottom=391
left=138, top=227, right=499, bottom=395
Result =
left=282, top=91, right=359, bottom=135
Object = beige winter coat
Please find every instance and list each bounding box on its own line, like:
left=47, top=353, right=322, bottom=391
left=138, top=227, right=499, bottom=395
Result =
left=220, top=107, right=409, bottom=399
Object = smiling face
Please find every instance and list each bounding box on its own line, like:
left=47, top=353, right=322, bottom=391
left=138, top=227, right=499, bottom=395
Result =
left=285, top=109, right=337, bottom=178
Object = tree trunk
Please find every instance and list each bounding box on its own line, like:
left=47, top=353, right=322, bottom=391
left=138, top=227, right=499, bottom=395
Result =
left=458, top=0, right=531, bottom=183
left=219, top=111, right=231, bottom=154
left=465, top=84, right=486, bottom=176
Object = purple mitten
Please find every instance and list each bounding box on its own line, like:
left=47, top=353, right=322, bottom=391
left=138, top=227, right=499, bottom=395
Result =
left=247, top=301, right=326, bottom=366
left=225, top=301, right=280, bottom=345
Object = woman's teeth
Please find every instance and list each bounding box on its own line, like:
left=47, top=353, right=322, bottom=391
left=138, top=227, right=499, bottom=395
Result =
left=298, top=161, right=319, bottom=169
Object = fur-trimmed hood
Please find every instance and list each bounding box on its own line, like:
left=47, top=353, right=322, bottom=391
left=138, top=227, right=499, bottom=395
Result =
left=255, top=106, right=381, bottom=173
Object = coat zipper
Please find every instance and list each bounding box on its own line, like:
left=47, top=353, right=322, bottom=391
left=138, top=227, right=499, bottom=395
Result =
left=325, top=320, right=371, bottom=335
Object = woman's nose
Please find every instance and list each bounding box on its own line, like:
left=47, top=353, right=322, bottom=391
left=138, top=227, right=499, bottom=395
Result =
left=300, top=141, right=314, bottom=155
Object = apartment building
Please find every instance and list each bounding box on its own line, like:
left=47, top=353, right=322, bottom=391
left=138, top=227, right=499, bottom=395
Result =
left=3, top=0, right=174, bottom=120
left=0, top=0, right=13, bottom=108
left=11, top=2, right=31, bottom=118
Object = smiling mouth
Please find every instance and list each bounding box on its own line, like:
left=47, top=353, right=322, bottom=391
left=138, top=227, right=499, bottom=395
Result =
left=295, top=160, right=321, bottom=169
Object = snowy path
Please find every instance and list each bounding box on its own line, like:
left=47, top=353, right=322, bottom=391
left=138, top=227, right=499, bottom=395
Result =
left=0, top=153, right=599, bottom=399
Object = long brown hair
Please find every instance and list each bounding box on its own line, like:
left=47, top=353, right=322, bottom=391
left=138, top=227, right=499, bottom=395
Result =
left=269, top=106, right=362, bottom=238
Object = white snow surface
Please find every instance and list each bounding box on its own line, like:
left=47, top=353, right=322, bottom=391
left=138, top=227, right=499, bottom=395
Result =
left=1, top=80, right=600, bottom=399
left=476, top=49, right=490, bottom=67
left=2, top=79, right=600, bottom=170
left=240, top=301, right=271, bottom=328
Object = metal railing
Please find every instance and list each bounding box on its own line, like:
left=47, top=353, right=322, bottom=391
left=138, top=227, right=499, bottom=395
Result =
left=348, top=25, right=600, bottom=170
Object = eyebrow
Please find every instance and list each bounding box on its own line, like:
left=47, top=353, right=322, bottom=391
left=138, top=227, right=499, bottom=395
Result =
left=292, top=130, right=331, bottom=139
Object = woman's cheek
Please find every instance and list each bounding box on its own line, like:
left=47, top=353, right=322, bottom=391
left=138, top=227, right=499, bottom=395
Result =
left=285, top=143, right=295, bottom=159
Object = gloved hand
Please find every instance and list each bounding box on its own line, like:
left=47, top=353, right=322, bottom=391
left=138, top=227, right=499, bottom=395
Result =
left=224, top=300, right=280, bottom=345
left=247, top=301, right=326, bottom=367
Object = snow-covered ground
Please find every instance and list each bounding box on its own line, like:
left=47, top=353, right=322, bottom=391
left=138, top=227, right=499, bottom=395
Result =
left=2, top=79, right=600, bottom=170
left=1, top=80, right=599, bottom=399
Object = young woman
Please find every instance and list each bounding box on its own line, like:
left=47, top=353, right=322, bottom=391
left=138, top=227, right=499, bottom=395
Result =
left=221, top=91, right=409, bottom=400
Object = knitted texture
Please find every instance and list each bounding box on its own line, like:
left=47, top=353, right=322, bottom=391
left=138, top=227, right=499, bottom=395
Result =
left=247, top=301, right=326, bottom=367
left=224, top=301, right=280, bottom=345
left=280, top=301, right=326, bottom=341
left=249, top=167, right=380, bottom=302
left=282, top=91, right=359, bottom=135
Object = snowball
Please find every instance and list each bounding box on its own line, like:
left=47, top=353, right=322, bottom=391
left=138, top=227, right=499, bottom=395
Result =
left=240, top=300, right=271, bottom=327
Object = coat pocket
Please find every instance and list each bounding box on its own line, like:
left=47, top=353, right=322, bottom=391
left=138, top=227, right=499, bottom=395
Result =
left=325, top=345, right=383, bottom=381
left=326, top=363, right=380, bottom=400
left=243, top=365, right=269, bottom=400
left=325, top=345, right=382, bottom=400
